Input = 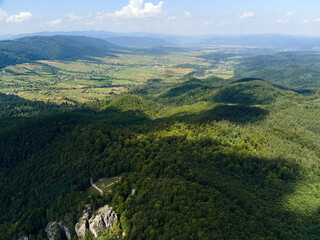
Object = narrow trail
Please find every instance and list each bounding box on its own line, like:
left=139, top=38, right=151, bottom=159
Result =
left=90, top=177, right=121, bottom=195
left=105, top=179, right=121, bottom=188
left=90, top=178, right=103, bottom=195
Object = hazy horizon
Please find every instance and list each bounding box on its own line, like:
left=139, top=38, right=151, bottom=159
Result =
left=3, top=30, right=320, bottom=39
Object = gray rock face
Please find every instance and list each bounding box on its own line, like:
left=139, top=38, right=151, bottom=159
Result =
left=75, top=205, right=118, bottom=239
left=103, top=208, right=118, bottom=230
left=75, top=205, right=91, bottom=238
left=131, top=189, right=137, bottom=197
left=89, top=214, right=106, bottom=238
left=46, top=221, right=71, bottom=240
left=75, top=218, right=89, bottom=238
left=18, top=237, right=28, bottom=240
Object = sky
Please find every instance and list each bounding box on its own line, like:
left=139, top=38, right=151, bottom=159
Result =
left=1, top=0, right=320, bottom=36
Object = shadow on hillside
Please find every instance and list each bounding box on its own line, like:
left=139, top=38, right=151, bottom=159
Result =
left=2, top=104, right=320, bottom=239
left=170, top=104, right=269, bottom=124
left=184, top=149, right=320, bottom=239
left=135, top=133, right=319, bottom=239
left=211, top=84, right=276, bottom=105
left=161, top=83, right=205, bottom=98
left=271, top=83, right=316, bottom=95
left=0, top=108, right=151, bottom=169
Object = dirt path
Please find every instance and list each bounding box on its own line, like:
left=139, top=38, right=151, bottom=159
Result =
left=105, top=179, right=121, bottom=188
left=90, top=177, right=121, bottom=195
left=90, top=178, right=103, bottom=195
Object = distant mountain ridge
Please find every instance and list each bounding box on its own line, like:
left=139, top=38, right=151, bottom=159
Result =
left=3, top=30, right=180, bottom=48
left=196, top=34, right=320, bottom=50
left=2, top=31, right=320, bottom=50
left=0, top=35, right=123, bottom=69
left=105, top=36, right=175, bottom=48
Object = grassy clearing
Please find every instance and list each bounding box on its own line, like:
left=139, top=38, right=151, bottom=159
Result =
left=85, top=177, right=121, bottom=196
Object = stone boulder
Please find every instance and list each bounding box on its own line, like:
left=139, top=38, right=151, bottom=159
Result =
left=46, top=221, right=71, bottom=240
left=75, top=205, right=118, bottom=239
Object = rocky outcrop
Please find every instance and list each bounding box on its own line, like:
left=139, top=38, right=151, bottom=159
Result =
left=75, top=205, right=91, bottom=238
left=75, top=205, right=118, bottom=239
left=18, top=237, right=28, bottom=240
left=102, top=208, right=118, bottom=230
left=46, top=221, right=71, bottom=240
left=75, top=218, right=89, bottom=238
left=89, top=214, right=107, bottom=238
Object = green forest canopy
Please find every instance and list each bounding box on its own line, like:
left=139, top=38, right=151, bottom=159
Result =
left=0, top=76, right=319, bottom=239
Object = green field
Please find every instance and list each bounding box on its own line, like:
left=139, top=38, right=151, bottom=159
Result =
left=0, top=50, right=236, bottom=103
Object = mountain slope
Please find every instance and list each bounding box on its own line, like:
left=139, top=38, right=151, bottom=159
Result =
left=234, top=52, right=320, bottom=88
left=0, top=35, right=124, bottom=69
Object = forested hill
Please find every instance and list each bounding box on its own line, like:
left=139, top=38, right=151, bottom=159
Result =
left=234, top=51, right=320, bottom=89
left=0, top=35, right=124, bottom=69
left=1, top=76, right=320, bottom=239
left=0, top=93, right=75, bottom=118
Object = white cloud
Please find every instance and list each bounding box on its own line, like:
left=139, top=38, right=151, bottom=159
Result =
left=219, top=22, right=228, bottom=26
left=301, top=17, right=320, bottom=24
left=166, top=16, right=176, bottom=21
left=204, top=20, right=214, bottom=25
left=277, top=19, right=289, bottom=23
left=6, top=11, right=32, bottom=23
left=46, top=19, right=62, bottom=25
left=287, top=12, right=294, bottom=17
left=0, top=8, right=8, bottom=22
left=184, top=11, right=192, bottom=18
left=277, top=12, right=294, bottom=23
left=0, top=8, right=34, bottom=23
left=239, top=12, right=255, bottom=21
left=111, top=0, right=164, bottom=19
left=67, top=13, right=83, bottom=22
